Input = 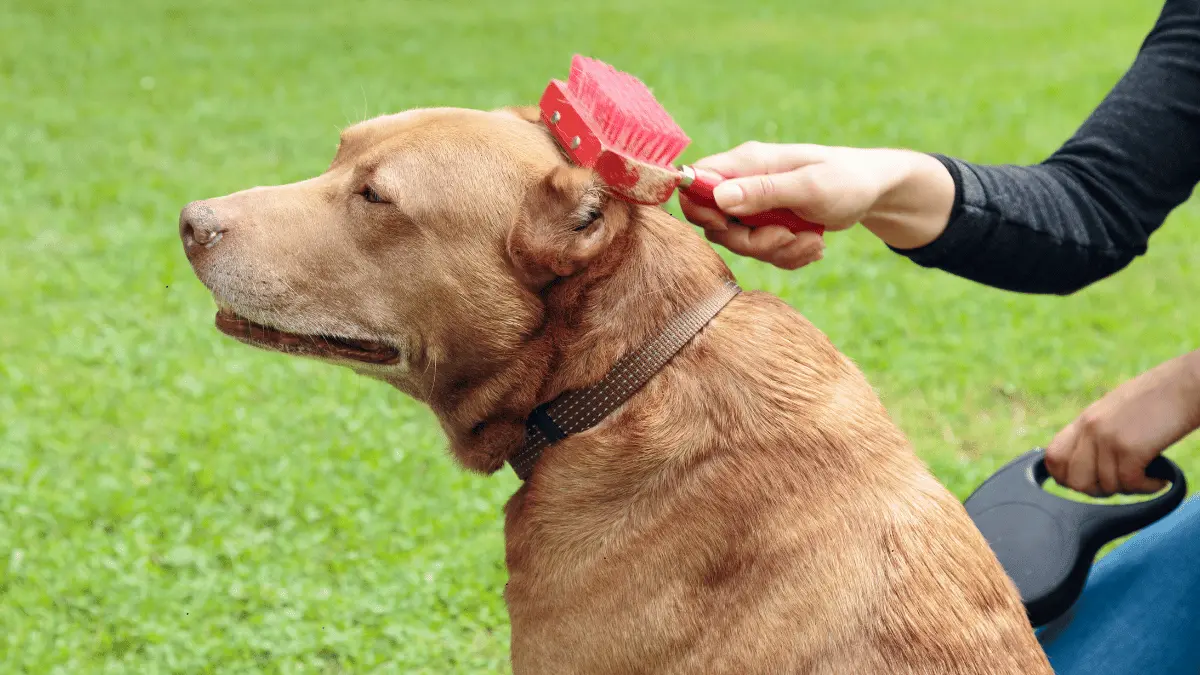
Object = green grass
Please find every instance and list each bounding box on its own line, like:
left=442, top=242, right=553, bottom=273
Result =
left=2, top=0, right=1196, bottom=671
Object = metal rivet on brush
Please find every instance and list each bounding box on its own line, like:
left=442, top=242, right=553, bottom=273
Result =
left=570, top=136, right=581, bottom=149
left=550, top=111, right=561, bottom=124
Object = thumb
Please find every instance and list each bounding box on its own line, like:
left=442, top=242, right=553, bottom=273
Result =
left=712, top=169, right=814, bottom=217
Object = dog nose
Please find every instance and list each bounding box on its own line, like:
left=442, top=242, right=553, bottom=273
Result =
left=179, top=200, right=226, bottom=250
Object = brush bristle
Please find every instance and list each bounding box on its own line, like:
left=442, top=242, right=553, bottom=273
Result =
left=565, top=55, right=690, bottom=167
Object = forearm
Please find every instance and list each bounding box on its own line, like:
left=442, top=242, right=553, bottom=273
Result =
left=859, top=151, right=955, bottom=251
left=889, top=158, right=1151, bottom=295
left=876, top=0, right=1200, bottom=294
left=859, top=151, right=1145, bottom=295
left=1180, top=349, right=1200, bottom=430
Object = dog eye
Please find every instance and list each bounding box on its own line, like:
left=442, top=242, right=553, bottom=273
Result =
left=358, top=185, right=388, bottom=204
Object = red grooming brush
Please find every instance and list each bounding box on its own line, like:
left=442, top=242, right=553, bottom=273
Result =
left=538, top=55, right=824, bottom=235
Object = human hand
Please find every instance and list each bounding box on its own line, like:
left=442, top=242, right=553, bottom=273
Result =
left=678, top=142, right=955, bottom=270
left=1046, top=350, right=1200, bottom=496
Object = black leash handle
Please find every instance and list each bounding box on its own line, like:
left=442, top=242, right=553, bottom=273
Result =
left=1029, top=449, right=1187, bottom=543
left=964, top=447, right=1187, bottom=627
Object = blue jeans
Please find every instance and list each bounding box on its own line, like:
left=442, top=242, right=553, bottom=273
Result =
left=1037, top=495, right=1200, bottom=673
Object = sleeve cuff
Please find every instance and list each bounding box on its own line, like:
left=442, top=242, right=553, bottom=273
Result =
left=888, top=154, right=981, bottom=268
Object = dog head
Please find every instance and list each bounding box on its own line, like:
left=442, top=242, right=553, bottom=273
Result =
left=181, top=106, right=727, bottom=471
left=185, top=108, right=621, bottom=374
left=180, top=107, right=654, bottom=467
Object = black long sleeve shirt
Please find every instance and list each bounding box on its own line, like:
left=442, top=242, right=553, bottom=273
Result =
left=895, top=0, right=1200, bottom=295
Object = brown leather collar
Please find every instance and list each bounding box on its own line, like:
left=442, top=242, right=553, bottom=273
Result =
left=509, top=280, right=742, bottom=480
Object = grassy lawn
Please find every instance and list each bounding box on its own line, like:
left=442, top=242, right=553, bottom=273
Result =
left=2, top=0, right=1196, bottom=672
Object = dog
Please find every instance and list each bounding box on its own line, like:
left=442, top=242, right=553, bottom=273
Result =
left=180, top=105, right=1052, bottom=674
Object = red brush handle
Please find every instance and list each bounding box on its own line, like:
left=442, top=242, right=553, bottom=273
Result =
left=680, top=167, right=825, bottom=235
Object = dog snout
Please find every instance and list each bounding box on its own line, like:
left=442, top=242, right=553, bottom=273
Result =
left=180, top=200, right=227, bottom=253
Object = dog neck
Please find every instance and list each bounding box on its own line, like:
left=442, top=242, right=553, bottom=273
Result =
left=509, top=278, right=741, bottom=479
left=419, top=205, right=733, bottom=474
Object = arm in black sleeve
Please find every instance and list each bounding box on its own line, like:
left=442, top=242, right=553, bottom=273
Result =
left=894, top=0, right=1200, bottom=295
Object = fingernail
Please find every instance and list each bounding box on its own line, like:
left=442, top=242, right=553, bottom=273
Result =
left=713, top=182, right=744, bottom=209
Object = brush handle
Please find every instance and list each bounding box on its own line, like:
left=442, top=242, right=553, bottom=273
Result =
left=680, top=167, right=825, bottom=235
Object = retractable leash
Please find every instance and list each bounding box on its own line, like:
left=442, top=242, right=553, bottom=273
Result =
left=964, top=447, right=1187, bottom=627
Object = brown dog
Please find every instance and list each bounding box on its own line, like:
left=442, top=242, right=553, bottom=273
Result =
left=180, top=106, right=1052, bottom=674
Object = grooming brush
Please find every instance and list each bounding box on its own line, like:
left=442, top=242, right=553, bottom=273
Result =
left=538, top=55, right=824, bottom=235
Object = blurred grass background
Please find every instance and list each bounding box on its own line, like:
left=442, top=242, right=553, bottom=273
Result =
left=1, top=0, right=1195, bottom=672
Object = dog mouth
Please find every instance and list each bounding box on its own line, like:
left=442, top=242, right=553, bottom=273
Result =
left=214, top=308, right=401, bottom=365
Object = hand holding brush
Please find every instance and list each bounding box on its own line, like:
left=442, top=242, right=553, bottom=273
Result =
left=537, top=56, right=826, bottom=236
left=679, top=142, right=955, bottom=270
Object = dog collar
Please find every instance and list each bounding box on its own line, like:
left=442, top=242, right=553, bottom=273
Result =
left=508, top=280, right=742, bottom=480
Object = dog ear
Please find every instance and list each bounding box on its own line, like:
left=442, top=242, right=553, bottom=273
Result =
left=496, top=105, right=543, bottom=124
left=507, top=165, right=622, bottom=290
